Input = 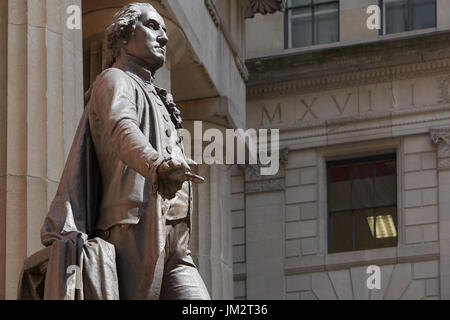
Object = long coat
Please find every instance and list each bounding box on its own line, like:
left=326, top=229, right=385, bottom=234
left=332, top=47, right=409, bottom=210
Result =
left=18, top=55, right=187, bottom=299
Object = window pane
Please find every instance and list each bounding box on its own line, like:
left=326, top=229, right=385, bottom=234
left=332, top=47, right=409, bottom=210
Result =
left=290, top=7, right=313, bottom=48
left=384, top=0, right=408, bottom=34
left=329, top=165, right=350, bottom=210
left=289, top=0, right=311, bottom=7
left=352, top=163, right=373, bottom=208
left=412, top=0, right=436, bottom=30
left=375, top=159, right=396, bottom=205
left=330, top=211, right=352, bottom=253
left=374, top=207, right=397, bottom=248
left=314, top=3, right=339, bottom=45
left=313, top=0, right=332, bottom=3
left=355, top=209, right=375, bottom=251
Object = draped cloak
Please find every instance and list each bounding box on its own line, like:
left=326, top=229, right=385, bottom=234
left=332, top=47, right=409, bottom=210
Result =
left=17, top=56, right=180, bottom=300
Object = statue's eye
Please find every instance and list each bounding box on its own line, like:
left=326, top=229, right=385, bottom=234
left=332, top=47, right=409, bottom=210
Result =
left=145, top=21, right=158, bottom=30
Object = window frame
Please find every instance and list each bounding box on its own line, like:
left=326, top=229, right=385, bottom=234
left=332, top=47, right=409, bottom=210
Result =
left=326, top=153, right=398, bottom=254
left=284, top=0, right=340, bottom=49
left=379, top=0, right=437, bottom=35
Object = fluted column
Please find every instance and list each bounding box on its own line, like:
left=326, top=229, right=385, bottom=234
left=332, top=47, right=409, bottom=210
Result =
left=1, top=0, right=84, bottom=299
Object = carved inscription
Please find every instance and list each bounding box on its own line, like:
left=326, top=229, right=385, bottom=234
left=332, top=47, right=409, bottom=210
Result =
left=298, top=98, right=318, bottom=120
left=254, top=77, right=442, bottom=127
left=260, top=103, right=282, bottom=125
left=332, top=93, right=352, bottom=115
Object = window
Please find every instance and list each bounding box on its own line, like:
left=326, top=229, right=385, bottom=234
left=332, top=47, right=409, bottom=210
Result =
left=327, top=154, right=397, bottom=253
left=381, top=0, right=436, bottom=35
left=285, top=0, right=339, bottom=49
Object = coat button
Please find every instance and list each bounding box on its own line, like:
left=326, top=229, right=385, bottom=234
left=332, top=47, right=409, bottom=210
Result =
left=166, top=146, right=173, bottom=154
left=165, top=128, right=172, bottom=137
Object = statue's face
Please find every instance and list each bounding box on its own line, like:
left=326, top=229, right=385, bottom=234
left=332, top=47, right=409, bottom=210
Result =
left=126, top=6, right=168, bottom=71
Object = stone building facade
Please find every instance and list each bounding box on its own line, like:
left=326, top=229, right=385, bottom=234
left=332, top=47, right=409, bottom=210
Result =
left=232, top=0, right=450, bottom=300
left=2, top=0, right=449, bottom=301
left=0, top=0, right=284, bottom=300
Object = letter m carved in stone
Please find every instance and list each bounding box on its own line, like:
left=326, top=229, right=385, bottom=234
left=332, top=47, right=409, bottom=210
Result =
left=261, top=103, right=282, bottom=125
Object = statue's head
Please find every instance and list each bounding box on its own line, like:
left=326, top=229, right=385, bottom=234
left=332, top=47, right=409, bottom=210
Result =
left=105, top=2, right=168, bottom=72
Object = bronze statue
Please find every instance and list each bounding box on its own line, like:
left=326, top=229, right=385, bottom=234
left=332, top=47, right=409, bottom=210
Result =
left=18, top=3, right=210, bottom=300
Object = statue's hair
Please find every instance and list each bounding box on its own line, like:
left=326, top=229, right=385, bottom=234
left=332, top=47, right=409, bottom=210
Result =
left=104, top=2, right=155, bottom=68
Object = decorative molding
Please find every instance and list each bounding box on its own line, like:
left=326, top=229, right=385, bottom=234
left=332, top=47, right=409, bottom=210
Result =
left=430, top=127, right=450, bottom=170
left=244, top=0, right=286, bottom=19
left=243, top=148, right=288, bottom=193
left=248, top=57, right=450, bottom=99
left=438, top=75, right=450, bottom=103
left=249, top=103, right=450, bottom=149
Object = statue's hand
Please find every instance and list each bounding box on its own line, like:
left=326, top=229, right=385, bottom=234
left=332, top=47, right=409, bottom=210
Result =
left=156, top=158, right=204, bottom=199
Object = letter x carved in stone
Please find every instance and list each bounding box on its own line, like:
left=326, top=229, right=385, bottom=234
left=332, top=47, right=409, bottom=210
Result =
left=299, top=98, right=318, bottom=120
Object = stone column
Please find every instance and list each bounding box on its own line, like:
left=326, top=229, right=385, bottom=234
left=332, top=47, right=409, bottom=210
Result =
left=1, top=0, right=84, bottom=299
left=243, top=154, right=287, bottom=299
left=181, top=119, right=234, bottom=299
left=430, top=127, right=450, bottom=299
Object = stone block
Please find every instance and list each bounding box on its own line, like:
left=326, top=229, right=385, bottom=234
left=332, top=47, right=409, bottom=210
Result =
left=423, top=224, right=438, bottom=242
left=231, top=193, right=245, bottom=211
left=231, top=211, right=245, bottom=228
left=285, top=185, right=317, bottom=204
left=301, top=202, right=318, bottom=220
left=329, top=270, right=353, bottom=300
left=286, top=204, right=301, bottom=222
left=404, top=171, right=437, bottom=190
left=286, top=274, right=311, bottom=292
left=301, top=237, right=317, bottom=256
left=426, top=278, right=439, bottom=297
left=286, top=150, right=317, bottom=169
left=404, top=154, right=421, bottom=172
left=285, top=239, right=301, bottom=257
left=233, top=245, right=245, bottom=263
left=285, top=169, right=301, bottom=187
left=232, top=228, right=245, bottom=246
left=404, top=135, right=434, bottom=154
left=301, top=167, right=317, bottom=185
left=233, top=263, right=246, bottom=275
left=312, top=273, right=337, bottom=300
left=350, top=266, right=370, bottom=300
left=234, top=280, right=246, bottom=298
left=28, top=0, right=46, bottom=27
left=404, top=206, right=438, bottom=226
left=422, top=152, right=437, bottom=170
left=286, top=220, right=317, bottom=240
left=400, top=280, right=425, bottom=300
left=413, top=260, right=439, bottom=279
left=299, top=291, right=317, bottom=300
left=423, top=188, right=438, bottom=206
left=384, top=263, right=412, bottom=300
left=404, top=225, right=424, bottom=244
left=231, top=175, right=244, bottom=193
left=286, top=292, right=299, bottom=300
left=370, top=265, right=394, bottom=300
left=404, top=190, right=422, bottom=208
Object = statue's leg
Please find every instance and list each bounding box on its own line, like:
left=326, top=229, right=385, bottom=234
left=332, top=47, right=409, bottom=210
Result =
left=160, top=219, right=211, bottom=300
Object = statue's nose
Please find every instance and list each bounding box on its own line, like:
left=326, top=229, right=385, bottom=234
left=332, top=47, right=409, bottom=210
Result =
left=158, top=34, right=168, bottom=47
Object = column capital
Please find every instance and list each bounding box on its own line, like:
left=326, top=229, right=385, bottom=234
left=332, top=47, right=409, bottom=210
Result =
left=242, top=148, right=288, bottom=193
left=244, top=0, right=286, bottom=19
left=430, top=127, right=450, bottom=170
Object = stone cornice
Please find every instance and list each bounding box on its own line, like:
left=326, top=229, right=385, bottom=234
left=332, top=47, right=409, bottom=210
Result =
left=244, top=0, right=286, bottom=19
left=247, top=32, right=450, bottom=99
